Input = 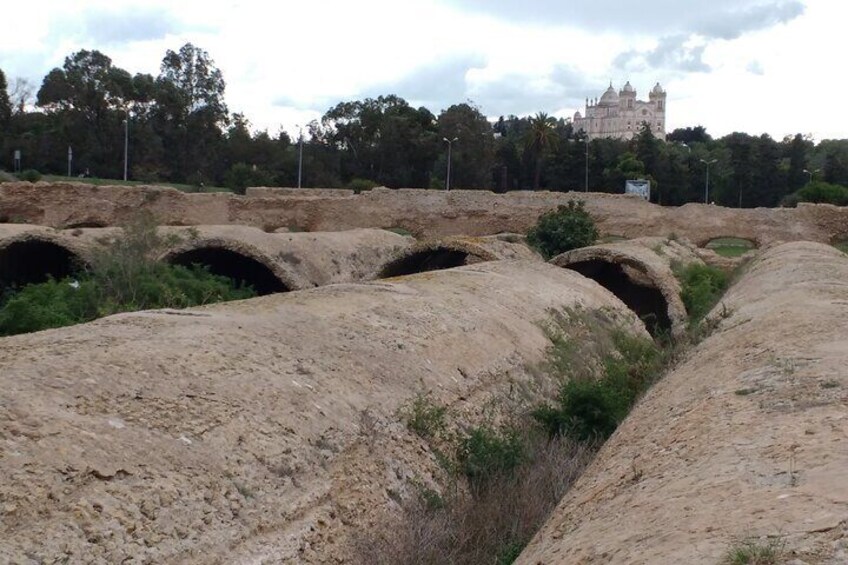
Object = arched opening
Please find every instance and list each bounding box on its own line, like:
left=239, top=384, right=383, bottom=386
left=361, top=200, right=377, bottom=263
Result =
left=565, top=260, right=671, bottom=337
left=64, top=221, right=108, bottom=229
left=379, top=248, right=471, bottom=278
left=166, top=247, right=290, bottom=296
left=0, top=239, right=84, bottom=290
left=703, top=237, right=756, bottom=258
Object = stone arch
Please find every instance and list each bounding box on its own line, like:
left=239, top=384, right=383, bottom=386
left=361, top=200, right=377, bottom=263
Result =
left=64, top=221, right=109, bottom=229
left=0, top=234, right=88, bottom=289
left=701, top=237, right=758, bottom=256
left=161, top=239, right=296, bottom=296
left=377, top=241, right=498, bottom=279
left=697, top=236, right=759, bottom=249
left=551, top=245, right=689, bottom=339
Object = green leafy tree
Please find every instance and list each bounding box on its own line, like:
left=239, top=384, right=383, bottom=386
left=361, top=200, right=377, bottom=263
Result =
left=435, top=103, right=495, bottom=189
left=35, top=50, right=134, bottom=177
left=525, top=112, right=559, bottom=190
left=0, top=68, right=11, bottom=128
left=318, top=94, right=438, bottom=187
left=526, top=200, right=598, bottom=259
left=784, top=133, right=811, bottom=192
left=154, top=43, right=229, bottom=183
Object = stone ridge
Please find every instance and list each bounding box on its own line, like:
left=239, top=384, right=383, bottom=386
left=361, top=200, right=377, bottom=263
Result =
left=0, top=260, right=645, bottom=563
left=1, top=182, right=847, bottom=244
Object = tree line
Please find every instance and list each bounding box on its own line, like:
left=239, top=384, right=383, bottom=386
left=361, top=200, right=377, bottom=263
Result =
left=1, top=44, right=847, bottom=206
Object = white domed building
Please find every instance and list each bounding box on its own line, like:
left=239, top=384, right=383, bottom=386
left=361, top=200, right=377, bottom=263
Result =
left=573, top=82, right=667, bottom=141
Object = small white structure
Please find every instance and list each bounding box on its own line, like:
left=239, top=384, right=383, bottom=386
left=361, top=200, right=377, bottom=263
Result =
left=574, top=82, right=667, bottom=141
left=625, top=179, right=651, bottom=200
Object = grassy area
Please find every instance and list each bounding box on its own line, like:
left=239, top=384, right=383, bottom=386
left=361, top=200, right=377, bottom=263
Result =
left=833, top=241, right=848, bottom=254
left=705, top=237, right=756, bottom=258
left=597, top=235, right=628, bottom=244
left=36, top=175, right=233, bottom=193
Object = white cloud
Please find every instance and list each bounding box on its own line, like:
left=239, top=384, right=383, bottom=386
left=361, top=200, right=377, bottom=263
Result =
left=0, top=0, right=843, bottom=141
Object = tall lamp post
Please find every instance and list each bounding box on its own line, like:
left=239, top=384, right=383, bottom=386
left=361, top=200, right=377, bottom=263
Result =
left=123, top=113, right=129, bottom=181
left=443, top=137, right=458, bottom=191
left=700, top=158, right=717, bottom=204
left=296, top=125, right=304, bottom=189
left=802, top=168, right=820, bottom=184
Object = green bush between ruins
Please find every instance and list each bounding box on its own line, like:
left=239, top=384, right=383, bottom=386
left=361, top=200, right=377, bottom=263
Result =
left=367, top=309, right=673, bottom=564
left=533, top=329, right=663, bottom=441
left=674, top=262, right=730, bottom=327
left=526, top=200, right=598, bottom=259
left=0, top=214, right=256, bottom=336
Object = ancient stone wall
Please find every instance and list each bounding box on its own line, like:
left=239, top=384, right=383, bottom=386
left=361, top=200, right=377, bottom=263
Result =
left=2, top=182, right=847, bottom=244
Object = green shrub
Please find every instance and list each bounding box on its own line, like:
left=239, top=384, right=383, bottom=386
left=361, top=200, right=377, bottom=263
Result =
left=224, top=162, right=273, bottom=195
left=526, top=200, right=598, bottom=259
left=0, top=278, right=99, bottom=335
left=792, top=180, right=848, bottom=206
left=0, top=266, right=254, bottom=336
left=533, top=331, right=661, bottom=441
left=18, top=169, right=41, bottom=182
left=457, top=426, right=524, bottom=488
left=403, top=393, right=447, bottom=439
left=347, top=178, right=378, bottom=193
left=675, top=263, right=729, bottom=325
left=723, top=537, right=785, bottom=564
left=0, top=214, right=256, bottom=336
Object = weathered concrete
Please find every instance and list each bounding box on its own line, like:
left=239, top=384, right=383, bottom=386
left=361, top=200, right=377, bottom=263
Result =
left=518, top=242, right=848, bottom=564
left=2, top=182, right=847, bottom=245
left=0, top=261, right=645, bottom=563
left=551, top=237, right=702, bottom=339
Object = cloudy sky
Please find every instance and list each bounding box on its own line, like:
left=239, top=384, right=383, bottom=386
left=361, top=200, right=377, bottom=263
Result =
left=0, top=0, right=844, bottom=140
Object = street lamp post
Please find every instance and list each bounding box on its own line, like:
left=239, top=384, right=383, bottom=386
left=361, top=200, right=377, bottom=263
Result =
left=297, top=126, right=304, bottom=189
left=700, top=158, right=717, bottom=204
left=123, top=114, right=129, bottom=181
left=802, top=168, right=820, bottom=184
left=443, top=137, right=458, bottom=191
left=67, top=146, right=73, bottom=177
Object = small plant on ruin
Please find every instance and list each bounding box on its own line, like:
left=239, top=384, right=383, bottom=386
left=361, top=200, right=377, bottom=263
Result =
left=457, top=425, right=525, bottom=490
left=723, top=536, right=785, bottom=565
left=402, top=392, right=448, bottom=439
left=533, top=330, right=662, bottom=441
left=673, top=262, right=730, bottom=327
left=526, top=200, right=598, bottom=259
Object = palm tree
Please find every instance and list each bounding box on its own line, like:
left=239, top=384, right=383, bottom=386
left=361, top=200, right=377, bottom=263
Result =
left=525, top=112, right=559, bottom=190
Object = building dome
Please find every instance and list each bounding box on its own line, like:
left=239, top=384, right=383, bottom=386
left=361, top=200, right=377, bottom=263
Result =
left=573, top=111, right=582, bottom=120
left=652, top=82, right=664, bottom=95
left=621, top=81, right=635, bottom=94
left=599, top=84, right=619, bottom=106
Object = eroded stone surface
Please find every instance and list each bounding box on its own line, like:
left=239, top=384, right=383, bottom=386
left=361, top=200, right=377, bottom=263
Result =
left=517, top=242, right=848, bottom=564
left=2, top=182, right=846, bottom=245
left=0, top=261, right=645, bottom=563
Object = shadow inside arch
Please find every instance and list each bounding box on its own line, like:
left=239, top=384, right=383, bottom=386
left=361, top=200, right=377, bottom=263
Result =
left=564, top=259, right=671, bottom=338
left=378, top=248, right=472, bottom=279
left=0, top=239, right=86, bottom=289
left=165, top=246, right=290, bottom=296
